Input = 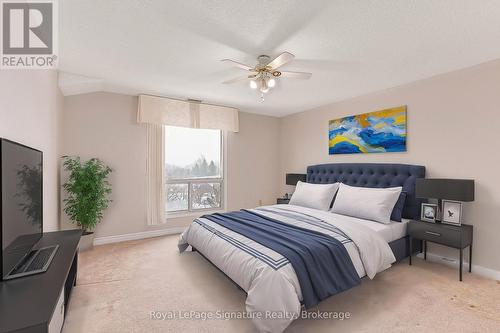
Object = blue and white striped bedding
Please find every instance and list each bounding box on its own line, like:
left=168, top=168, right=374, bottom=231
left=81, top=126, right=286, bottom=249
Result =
left=179, top=204, right=396, bottom=333
left=192, top=207, right=356, bottom=271
left=194, top=218, right=290, bottom=270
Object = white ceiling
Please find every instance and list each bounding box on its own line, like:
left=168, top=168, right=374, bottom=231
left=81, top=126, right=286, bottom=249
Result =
left=59, top=0, right=500, bottom=117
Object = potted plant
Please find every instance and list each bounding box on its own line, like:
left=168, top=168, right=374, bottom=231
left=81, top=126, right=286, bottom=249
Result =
left=62, top=156, right=112, bottom=251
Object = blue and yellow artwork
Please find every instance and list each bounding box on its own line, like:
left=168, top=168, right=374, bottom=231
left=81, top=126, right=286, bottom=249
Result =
left=328, top=106, right=407, bottom=154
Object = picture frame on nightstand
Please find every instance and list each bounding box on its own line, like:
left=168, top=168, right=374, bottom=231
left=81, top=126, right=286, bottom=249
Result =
left=442, top=200, right=462, bottom=225
left=421, top=203, right=438, bottom=222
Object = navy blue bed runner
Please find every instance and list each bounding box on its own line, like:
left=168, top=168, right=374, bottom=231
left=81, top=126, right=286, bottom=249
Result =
left=201, top=210, right=361, bottom=308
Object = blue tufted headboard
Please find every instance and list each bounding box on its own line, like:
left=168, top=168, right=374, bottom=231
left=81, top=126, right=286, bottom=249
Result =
left=307, top=163, right=426, bottom=219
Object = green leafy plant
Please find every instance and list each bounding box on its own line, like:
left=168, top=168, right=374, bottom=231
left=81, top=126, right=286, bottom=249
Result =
left=62, top=156, right=112, bottom=233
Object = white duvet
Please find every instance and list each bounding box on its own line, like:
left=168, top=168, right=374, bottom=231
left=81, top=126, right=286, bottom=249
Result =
left=178, top=204, right=396, bottom=333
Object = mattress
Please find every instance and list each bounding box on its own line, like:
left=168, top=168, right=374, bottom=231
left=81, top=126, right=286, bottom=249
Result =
left=179, top=205, right=397, bottom=333
left=329, top=213, right=408, bottom=243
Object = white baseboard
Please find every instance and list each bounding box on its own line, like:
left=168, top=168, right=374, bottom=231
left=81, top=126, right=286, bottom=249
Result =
left=93, top=227, right=186, bottom=246
left=416, top=252, right=500, bottom=281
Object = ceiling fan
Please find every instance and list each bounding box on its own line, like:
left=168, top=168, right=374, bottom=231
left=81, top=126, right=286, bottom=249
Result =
left=221, top=52, right=312, bottom=100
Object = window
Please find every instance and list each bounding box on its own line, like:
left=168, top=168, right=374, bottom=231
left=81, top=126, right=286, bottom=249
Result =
left=165, top=126, right=223, bottom=213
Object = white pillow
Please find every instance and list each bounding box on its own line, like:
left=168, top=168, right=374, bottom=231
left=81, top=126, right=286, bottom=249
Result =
left=288, top=181, right=339, bottom=211
left=331, top=183, right=402, bottom=224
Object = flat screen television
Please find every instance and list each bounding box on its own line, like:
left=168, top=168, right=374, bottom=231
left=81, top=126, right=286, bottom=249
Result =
left=0, top=139, right=43, bottom=279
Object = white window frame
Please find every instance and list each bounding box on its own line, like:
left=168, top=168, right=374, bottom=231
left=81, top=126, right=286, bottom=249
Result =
left=165, top=129, right=226, bottom=217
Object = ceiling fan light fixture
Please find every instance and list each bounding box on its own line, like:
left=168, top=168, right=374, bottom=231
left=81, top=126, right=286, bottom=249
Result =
left=221, top=52, right=311, bottom=99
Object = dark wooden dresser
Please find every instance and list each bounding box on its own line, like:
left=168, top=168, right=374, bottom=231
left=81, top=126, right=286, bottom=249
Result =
left=0, top=230, right=81, bottom=333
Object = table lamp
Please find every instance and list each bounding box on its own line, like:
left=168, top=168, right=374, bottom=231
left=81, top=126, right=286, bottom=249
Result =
left=416, top=178, right=474, bottom=224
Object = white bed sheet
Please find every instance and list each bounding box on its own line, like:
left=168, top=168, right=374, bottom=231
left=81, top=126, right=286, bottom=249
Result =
left=350, top=217, right=408, bottom=243
left=329, top=213, right=408, bottom=243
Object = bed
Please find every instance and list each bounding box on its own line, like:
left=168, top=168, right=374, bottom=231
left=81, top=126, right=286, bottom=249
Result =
left=178, top=163, right=425, bottom=333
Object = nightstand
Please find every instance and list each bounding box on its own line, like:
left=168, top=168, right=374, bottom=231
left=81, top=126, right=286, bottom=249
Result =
left=408, top=220, right=473, bottom=281
left=277, top=198, right=290, bottom=204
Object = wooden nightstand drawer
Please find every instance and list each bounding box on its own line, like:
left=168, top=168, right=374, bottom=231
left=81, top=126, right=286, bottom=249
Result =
left=408, top=222, right=461, bottom=248
left=408, top=220, right=473, bottom=281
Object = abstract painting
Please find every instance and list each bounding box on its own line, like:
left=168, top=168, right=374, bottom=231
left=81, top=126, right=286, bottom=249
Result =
left=328, top=106, right=407, bottom=154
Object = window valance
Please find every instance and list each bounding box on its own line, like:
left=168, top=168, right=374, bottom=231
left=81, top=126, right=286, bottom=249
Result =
left=137, top=94, right=239, bottom=132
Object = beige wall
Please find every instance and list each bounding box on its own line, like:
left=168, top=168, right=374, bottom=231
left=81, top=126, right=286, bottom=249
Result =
left=279, top=59, right=500, bottom=272
left=59, top=59, right=500, bottom=273
left=0, top=70, right=63, bottom=232
left=61, top=92, right=280, bottom=238
left=226, top=112, right=281, bottom=210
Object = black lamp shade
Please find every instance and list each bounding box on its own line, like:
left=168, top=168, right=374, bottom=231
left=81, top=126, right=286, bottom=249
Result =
left=286, top=173, right=306, bottom=186
left=416, top=178, right=474, bottom=202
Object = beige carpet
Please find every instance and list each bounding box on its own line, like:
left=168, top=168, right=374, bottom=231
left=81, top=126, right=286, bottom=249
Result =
left=63, top=235, right=500, bottom=333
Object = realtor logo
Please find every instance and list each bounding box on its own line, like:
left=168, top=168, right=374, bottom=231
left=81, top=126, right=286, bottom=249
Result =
left=1, top=0, right=58, bottom=69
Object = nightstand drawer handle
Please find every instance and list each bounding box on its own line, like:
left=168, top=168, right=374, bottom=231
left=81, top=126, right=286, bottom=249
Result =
left=425, top=231, right=441, bottom=237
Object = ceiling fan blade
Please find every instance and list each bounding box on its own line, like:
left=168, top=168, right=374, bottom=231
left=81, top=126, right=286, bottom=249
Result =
left=221, top=59, right=253, bottom=71
left=222, top=75, right=250, bottom=84
left=279, top=71, right=312, bottom=80
left=267, top=52, right=295, bottom=70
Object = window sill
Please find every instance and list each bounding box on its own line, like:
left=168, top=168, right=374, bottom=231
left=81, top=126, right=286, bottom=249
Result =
left=166, top=208, right=225, bottom=220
